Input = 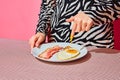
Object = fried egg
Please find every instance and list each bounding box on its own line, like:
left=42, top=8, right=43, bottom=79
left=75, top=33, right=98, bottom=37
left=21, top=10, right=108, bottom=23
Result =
left=57, top=47, right=80, bottom=60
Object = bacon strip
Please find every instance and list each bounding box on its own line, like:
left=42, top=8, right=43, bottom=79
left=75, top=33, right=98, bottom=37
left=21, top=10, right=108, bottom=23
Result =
left=38, top=45, right=63, bottom=59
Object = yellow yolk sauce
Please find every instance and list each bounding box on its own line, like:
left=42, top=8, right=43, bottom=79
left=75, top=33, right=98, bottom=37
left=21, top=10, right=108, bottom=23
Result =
left=66, top=49, right=78, bottom=54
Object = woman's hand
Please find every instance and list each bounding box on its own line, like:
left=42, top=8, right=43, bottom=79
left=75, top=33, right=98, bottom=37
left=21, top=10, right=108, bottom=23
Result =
left=29, top=32, right=45, bottom=49
left=66, top=11, right=94, bottom=37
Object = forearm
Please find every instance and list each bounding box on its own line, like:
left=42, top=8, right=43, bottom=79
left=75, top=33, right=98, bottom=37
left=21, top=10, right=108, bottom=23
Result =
left=36, top=0, right=55, bottom=34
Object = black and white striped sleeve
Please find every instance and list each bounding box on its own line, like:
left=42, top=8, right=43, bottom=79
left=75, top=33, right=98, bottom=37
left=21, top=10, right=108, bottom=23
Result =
left=84, top=0, right=120, bottom=25
left=36, top=0, right=55, bottom=34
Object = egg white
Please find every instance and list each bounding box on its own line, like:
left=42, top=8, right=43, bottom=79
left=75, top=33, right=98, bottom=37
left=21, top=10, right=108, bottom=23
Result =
left=57, top=48, right=80, bottom=60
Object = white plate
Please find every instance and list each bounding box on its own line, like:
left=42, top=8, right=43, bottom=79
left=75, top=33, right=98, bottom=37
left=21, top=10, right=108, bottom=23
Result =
left=32, top=42, right=88, bottom=62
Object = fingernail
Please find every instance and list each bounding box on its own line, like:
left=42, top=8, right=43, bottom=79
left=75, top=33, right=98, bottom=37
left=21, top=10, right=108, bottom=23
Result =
left=36, top=43, right=39, bottom=47
left=36, top=44, right=38, bottom=47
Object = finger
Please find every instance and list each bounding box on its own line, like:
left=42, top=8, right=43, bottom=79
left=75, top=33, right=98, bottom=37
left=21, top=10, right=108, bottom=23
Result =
left=81, top=21, right=87, bottom=31
left=29, top=36, right=37, bottom=49
left=85, top=20, right=93, bottom=31
left=71, top=22, right=77, bottom=37
left=75, top=19, right=82, bottom=32
left=35, top=36, right=44, bottom=47
left=66, top=16, right=74, bottom=22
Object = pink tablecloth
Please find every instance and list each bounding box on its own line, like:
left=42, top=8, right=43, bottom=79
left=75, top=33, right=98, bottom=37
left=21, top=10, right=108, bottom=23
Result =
left=0, top=39, right=120, bottom=80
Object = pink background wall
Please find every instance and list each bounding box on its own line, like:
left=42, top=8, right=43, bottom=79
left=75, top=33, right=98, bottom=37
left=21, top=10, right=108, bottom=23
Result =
left=0, top=0, right=120, bottom=50
left=0, top=0, right=41, bottom=40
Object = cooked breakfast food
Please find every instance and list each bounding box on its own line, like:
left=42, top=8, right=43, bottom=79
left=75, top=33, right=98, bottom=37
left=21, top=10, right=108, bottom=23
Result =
left=38, top=45, right=63, bottom=59
left=57, top=46, right=80, bottom=60
left=38, top=45, right=80, bottom=60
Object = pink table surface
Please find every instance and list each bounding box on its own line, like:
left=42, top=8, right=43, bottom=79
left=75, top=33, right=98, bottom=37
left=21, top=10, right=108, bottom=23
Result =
left=0, top=38, right=120, bottom=80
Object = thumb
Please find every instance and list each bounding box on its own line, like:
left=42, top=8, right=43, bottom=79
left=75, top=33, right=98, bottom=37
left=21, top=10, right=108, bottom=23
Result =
left=66, top=16, right=74, bottom=22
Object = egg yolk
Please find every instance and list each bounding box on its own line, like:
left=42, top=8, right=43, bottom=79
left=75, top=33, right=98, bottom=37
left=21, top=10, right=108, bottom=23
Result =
left=66, top=49, right=78, bottom=54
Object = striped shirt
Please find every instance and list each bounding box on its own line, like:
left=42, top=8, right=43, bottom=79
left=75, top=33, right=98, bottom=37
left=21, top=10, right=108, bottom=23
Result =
left=36, top=0, right=120, bottom=48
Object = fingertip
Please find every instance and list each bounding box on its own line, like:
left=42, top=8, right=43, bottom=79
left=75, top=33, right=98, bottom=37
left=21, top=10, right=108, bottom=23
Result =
left=85, top=26, right=90, bottom=31
left=66, top=16, right=74, bottom=22
left=66, top=19, right=71, bottom=22
left=85, top=23, right=92, bottom=31
left=35, top=42, right=39, bottom=47
left=66, top=19, right=68, bottom=21
left=35, top=40, right=41, bottom=48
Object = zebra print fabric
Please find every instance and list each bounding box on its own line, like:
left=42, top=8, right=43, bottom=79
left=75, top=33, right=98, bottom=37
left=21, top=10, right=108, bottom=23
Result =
left=36, top=0, right=120, bottom=48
